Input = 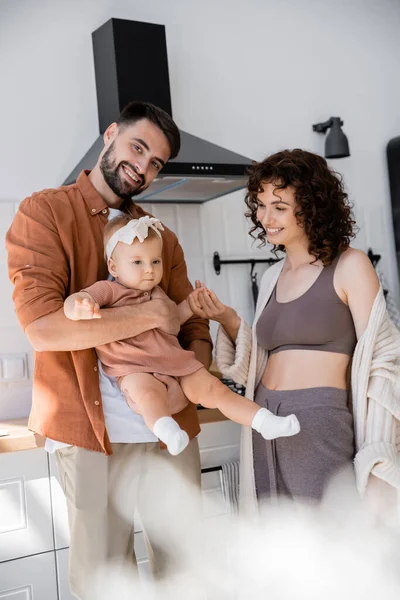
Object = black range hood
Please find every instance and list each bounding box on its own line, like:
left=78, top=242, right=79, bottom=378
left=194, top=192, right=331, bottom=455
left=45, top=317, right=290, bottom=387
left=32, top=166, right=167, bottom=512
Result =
left=63, top=18, right=253, bottom=203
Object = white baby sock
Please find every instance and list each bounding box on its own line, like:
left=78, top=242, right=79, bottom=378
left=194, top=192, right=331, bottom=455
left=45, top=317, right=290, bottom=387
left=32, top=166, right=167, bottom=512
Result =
left=153, top=417, right=190, bottom=456
left=252, top=408, right=300, bottom=440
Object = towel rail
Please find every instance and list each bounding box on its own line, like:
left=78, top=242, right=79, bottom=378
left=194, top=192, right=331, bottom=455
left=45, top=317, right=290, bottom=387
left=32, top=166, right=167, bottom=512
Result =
left=201, top=465, right=222, bottom=473
left=213, top=251, right=279, bottom=275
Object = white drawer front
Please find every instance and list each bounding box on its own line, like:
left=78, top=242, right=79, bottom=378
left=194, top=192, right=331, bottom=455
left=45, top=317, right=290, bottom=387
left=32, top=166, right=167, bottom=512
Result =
left=134, top=531, right=148, bottom=561
left=198, top=420, right=241, bottom=450
left=137, top=559, right=152, bottom=580
left=55, top=548, right=75, bottom=600
left=198, top=421, right=240, bottom=469
left=0, top=552, right=57, bottom=599
left=0, top=449, right=53, bottom=562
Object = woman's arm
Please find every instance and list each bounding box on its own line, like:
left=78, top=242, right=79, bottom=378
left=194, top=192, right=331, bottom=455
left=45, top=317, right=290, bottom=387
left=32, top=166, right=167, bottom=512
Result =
left=343, top=249, right=399, bottom=515
left=187, top=281, right=252, bottom=385
left=188, top=281, right=241, bottom=343
left=336, top=248, right=380, bottom=338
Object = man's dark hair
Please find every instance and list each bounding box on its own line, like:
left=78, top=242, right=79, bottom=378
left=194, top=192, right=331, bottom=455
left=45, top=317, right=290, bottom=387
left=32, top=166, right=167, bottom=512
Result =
left=117, top=101, right=181, bottom=159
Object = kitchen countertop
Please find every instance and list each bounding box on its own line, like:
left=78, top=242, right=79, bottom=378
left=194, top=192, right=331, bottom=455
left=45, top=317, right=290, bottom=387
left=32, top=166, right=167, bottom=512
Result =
left=0, top=418, right=45, bottom=453
left=0, top=362, right=227, bottom=454
left=0, top=408, right=227, bottom=454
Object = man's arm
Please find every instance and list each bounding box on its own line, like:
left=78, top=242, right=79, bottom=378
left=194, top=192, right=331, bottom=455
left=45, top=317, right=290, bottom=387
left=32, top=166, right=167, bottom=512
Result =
left=7, top=196, right=179, bottom=353
left=175, top=293, right=212, bottom=369
left=188, top=339, right=212, bottom=369
left=64, top=291, right=102, bottom=320
left=26, top=302, right=178, bottom=352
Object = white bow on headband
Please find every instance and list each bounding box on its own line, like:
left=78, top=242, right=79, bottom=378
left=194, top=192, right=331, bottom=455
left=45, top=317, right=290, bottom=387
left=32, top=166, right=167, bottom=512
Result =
left=106, top=216, right=165, bottom=260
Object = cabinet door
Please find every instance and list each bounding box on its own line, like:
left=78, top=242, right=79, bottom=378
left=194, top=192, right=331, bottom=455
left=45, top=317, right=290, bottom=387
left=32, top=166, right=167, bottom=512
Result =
left=55, top=548, right=75, bottom=600
left=198, top=421, right=240, bottom=468
left=201, top=470, right=228, bottom=519
left=0, top=552, right=58, bottom=599
left=0, top=449, right=53, bottom=562
left=48, top=454, right=70, bottom=550
left=56, top=545, right=152, bottom=595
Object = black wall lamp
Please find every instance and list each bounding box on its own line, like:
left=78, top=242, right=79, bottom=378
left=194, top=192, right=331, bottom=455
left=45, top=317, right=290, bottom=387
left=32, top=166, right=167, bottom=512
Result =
left=312, top=117, right=350, bottom=158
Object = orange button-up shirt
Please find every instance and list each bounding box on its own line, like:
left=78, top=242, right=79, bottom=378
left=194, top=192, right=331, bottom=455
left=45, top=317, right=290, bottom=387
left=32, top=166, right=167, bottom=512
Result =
left=6, top=171, right=212, bottom=454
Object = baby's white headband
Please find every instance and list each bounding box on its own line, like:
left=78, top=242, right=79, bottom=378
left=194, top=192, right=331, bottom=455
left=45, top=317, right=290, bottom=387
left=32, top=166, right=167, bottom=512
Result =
left=106, top=216, right=164, bottom=260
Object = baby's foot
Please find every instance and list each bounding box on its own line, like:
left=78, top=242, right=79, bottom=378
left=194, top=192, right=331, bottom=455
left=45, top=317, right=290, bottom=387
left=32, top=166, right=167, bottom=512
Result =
left=153, top=417, right=190, bottom=455
left=252, top=408, right=300, bottom=440
left=167, top=430, right=190, bottom=456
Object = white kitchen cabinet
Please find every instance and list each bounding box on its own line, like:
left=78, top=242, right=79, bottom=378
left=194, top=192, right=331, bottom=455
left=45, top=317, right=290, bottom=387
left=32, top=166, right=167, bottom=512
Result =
left=0, top=449, right=53, bottom=562
left=48, top=420, right=241, bottom=554
left=201, top=470, right=227, bottom=519
left=55, top=542, right=152, bottom=598
left=0, top=552, right=58, bottom=599
left=55, top=549, right=75, bottom=600
left=137, top=559, right=152, bottom=580
left=134, top=531, right=148, bottom=562
left=48, top=454, right=70, bottom=550
left=0, top=420, right=239, bottom=597
left=198, top=420, right=240, bottom=468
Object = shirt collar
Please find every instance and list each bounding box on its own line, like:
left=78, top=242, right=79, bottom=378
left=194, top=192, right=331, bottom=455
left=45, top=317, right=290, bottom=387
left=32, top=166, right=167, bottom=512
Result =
left=76, top=170, right=145, bottom=219
left=77, top=170, right=109, bottom=216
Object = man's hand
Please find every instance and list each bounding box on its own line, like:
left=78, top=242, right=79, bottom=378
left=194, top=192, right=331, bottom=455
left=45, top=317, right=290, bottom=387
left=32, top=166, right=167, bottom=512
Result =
left=154, top=373, right=189, bottom=414
left=149, top=287, right=180, bottom=335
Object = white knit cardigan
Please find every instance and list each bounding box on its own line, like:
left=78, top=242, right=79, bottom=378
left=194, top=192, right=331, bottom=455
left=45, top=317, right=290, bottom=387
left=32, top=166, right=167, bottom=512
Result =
left=215, top=259, right=400, bottom=515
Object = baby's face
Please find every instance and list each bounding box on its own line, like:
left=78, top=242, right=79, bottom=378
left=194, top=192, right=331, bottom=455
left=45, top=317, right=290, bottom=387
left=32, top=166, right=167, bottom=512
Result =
left=109, top=235, right=163, bottom=291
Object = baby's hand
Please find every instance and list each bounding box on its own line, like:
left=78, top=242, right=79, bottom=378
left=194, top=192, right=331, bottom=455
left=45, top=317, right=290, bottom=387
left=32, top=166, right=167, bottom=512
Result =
left=194, top=280, right=209, bottom=293
left=187, top=281, right=213, bottom=318
left=188, top=281, right=229, bottom=322
left=187, top=283, right=210, bottom=306
left=70, top=294, right=101, bottom=321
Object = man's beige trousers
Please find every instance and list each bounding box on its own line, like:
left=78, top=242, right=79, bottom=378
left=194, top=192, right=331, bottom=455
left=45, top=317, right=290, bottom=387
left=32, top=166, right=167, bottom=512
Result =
left=56, top=439, right=201, bottom=600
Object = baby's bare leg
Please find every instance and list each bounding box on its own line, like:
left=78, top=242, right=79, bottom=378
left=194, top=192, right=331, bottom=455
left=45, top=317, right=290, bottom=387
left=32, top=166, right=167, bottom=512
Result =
left=120, top=373, right=170, bottom=428
left=180, top=368, right=260, bottom=425
left=120, top=373, right=189, bottom=455
left=180, top=368, right=300, bottom=440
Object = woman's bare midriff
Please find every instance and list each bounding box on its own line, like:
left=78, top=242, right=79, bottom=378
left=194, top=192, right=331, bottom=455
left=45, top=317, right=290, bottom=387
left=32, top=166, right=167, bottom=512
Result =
left=261, top=350, right=351, bottom=391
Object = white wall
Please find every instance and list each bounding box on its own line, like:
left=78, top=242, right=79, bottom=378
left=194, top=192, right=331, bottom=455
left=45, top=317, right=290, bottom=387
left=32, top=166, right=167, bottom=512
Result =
left=1, top=0, right=400, bottom=418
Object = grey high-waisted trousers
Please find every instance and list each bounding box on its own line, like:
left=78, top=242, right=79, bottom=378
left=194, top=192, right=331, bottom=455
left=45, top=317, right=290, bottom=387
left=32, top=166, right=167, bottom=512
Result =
left=252, top=384, right=355, bottom=502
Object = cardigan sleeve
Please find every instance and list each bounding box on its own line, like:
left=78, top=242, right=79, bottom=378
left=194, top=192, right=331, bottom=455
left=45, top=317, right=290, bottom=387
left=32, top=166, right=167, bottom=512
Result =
left=215, top=318, right=253, bottom=386
left=353, top=311, right=400, bottom=495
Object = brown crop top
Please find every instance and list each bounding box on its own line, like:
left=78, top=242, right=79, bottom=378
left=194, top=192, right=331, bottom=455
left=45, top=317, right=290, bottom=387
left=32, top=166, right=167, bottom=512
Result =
left=256, top=256, right=357, bottom=356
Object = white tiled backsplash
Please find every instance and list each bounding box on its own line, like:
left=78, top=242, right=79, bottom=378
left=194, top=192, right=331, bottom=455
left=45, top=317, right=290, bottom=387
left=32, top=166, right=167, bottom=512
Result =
left=0, top=200, right=36, bottom=420
left=0, top=192, right=271, bottom=421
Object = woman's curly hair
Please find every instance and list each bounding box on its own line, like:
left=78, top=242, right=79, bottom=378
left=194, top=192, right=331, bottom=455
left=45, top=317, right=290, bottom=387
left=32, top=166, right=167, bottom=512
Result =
left=245, top=149, right=357, bottom=265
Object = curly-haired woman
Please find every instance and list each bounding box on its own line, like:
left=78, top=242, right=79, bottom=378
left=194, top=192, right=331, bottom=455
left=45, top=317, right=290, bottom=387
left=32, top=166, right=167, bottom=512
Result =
left=189, top=149, right=400, bottom=509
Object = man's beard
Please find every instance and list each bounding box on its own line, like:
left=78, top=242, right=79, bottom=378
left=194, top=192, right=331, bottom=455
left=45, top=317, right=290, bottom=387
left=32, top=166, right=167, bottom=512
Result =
left=100, top=141, right=147, bottom=201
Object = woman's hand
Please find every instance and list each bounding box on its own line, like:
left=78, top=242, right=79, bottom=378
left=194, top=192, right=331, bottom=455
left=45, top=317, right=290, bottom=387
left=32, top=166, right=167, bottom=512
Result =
left=188, top=281, right=241, bottom=342
left=188, top=281, right=228, bottom=322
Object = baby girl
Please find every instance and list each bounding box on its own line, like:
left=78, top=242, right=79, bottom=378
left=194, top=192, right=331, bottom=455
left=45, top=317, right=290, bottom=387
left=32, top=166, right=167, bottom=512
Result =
left=64, top=215, right=300, bottom=455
